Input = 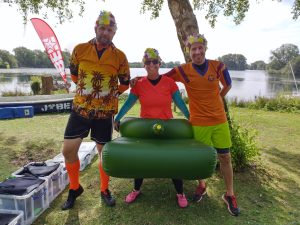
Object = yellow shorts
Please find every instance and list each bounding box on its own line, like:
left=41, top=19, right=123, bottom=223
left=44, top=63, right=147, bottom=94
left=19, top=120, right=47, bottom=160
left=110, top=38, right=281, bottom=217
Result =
left=192, top=122, right=232, bottom=149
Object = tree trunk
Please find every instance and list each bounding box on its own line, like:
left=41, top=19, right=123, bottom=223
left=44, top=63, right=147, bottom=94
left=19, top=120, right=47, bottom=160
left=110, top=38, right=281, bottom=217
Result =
left=167, top=0, right=199, bottom=62
left=41, top=76, right=53, bottom=95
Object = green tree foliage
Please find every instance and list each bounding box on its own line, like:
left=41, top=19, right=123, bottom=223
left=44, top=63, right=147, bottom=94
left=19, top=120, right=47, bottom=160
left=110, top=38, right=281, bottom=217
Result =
left=129, top=61, right=181, bottom=68
left=33, top=49, right=53, bottom=67
left=280, top=55, right=300, bottom=79
left=218, top=53, right=247, bottom=70
left=129, top=62, right=143, bottom=68
left=2, top=0, right=85, bottom=24
left=141, top=0, right=300, bottom=28
left=13, top=47, right=36, bottom=67
left=161, top=61, right=181, bottom=68
left=222, top=99, right=260, bottom=170
left=0, top=59, right=9, bottom=68
left=0, top=50, right=18, bottom=68
left=62, top=49, right=71, bottom=68
left=268, top=44, right=300, bottom=70
left=229, top=118, right=259, bottom=171
left=291, top=56, right=300, bottom=78
left=9, top=47, right=71, bottom=68
left=3, top=1, right=300, bottom=27
left=249, top=60, right=266, bottom=70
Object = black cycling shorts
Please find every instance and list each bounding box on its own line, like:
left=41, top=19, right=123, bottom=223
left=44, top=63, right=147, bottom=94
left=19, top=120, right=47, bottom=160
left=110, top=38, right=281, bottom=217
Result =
left=64, top=111, right=113, bottom=144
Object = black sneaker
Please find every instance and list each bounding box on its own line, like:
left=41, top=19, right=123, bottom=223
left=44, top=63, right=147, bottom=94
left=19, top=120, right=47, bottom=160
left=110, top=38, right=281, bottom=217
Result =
left=61, top=185, right=84, bottom=210
left=101, top=189, right=116, bottom=207
left=192, top=186, right=207, bottom=202
left=222, top=193, right=240, bottom=216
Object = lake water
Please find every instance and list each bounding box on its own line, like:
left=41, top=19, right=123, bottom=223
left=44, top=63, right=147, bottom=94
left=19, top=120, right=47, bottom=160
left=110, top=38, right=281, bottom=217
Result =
left=0, top=68, right=299, bottom=101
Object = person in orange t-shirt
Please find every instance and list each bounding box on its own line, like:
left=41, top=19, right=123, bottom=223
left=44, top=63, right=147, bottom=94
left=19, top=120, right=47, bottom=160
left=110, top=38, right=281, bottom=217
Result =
left=61, top=10, right=130, bottom=210
left=164, top=34, right=240, bottom=216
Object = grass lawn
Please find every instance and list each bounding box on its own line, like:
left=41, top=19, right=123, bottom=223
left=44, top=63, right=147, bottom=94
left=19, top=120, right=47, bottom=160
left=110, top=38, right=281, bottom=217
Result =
left=0, top=105, right=299, bottom=225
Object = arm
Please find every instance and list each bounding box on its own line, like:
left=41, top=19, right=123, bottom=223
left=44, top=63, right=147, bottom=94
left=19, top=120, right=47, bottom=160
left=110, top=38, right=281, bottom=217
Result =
left=172, top=90, right=190, bottom=119
left=115, top=93, right=138, bottom=122
left=162, top=68, right=177, bottom=78
left=117, top=73, right=130, bottom=95
left=117, top=55, right=131, bottom=94
left=220, top=68, right=232, bottom=97
left=69, top=49, right=79, bottom=84
left=129, top=76, right=144, bottom=88
left=163, top=67, right=187, bottom=83
left=220, top=84, right=231, bottom=98
left=69, top=64, right=78, bottom=84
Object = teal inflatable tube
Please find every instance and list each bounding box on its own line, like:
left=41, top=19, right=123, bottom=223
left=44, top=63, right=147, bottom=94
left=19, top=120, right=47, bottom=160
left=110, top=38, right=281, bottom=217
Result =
left=102, top=137, right=217, bottom=179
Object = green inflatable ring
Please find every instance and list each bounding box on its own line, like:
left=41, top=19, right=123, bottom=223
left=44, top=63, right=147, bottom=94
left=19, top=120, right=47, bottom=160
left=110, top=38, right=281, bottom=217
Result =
left=102, top=117, right=217, bottom=179
left=120, top=117, right=193, bottom=139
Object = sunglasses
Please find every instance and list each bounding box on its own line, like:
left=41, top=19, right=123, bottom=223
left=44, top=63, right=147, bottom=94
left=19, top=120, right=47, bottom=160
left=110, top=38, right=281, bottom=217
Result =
left=144, top=60, right=159, bottom=65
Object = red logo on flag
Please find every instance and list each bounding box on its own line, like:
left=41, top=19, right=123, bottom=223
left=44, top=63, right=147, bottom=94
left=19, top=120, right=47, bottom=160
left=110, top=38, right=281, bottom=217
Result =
left=31, top=18, right=67, bottom=83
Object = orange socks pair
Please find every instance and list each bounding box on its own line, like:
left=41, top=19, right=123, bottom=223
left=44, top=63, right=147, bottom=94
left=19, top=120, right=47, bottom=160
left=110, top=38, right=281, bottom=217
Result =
left=65, top=160, right=80, bottom=190
left=99, top=162, right=109, bottom=192
left=65, top=159, right=109, bottom=192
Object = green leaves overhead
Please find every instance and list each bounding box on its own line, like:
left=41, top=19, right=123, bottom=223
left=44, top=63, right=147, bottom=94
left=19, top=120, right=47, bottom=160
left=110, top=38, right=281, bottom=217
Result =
left=141, top=0, right=298, bottom=28
left=141, top=0, right=164, bottom=19
left=292, top=0, right=300, bottom=20
left=3, top=0, right=299, bottom=27
left=3, top=0, right=86, bottom=24
left=192, top=0, right=250, bottom=27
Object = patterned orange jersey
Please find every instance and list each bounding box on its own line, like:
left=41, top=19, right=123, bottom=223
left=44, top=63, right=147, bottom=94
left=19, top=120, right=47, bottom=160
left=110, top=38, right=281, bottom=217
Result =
left=166, top=60, right=232, bottom=126
left=69, top=38, right=130, bottom=119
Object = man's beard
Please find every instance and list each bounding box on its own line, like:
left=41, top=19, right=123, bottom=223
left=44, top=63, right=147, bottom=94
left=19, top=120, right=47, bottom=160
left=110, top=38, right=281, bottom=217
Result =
left=97, top=36, right=112, bottom=45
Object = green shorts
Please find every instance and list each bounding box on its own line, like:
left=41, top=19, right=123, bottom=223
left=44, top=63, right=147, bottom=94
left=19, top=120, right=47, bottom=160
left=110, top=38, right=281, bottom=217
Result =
left=193, top=122, right=232, bottom=149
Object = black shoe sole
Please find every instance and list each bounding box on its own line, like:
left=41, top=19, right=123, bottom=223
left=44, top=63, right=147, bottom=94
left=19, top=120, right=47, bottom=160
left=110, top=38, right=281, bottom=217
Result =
left=61, top=186, right=84, bottom=210
left=61, top=201, right=75, bottom=210
left=101, top=197, right=116, bottom=207
left=192, top=191, right=207, bottom=203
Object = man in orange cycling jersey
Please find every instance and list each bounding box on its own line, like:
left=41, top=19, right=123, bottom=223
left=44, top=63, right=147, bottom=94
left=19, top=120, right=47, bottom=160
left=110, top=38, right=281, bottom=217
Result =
left=164, top=34, right=240, bottom=216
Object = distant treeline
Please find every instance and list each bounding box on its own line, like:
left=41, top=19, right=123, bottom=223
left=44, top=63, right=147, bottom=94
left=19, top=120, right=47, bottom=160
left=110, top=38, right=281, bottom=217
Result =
left=0, top=47, right=269, bottom=71
left=0, top=47, right=70, bottom=69
left=0, top=47, right=181, bottom=69
left=0, top=46, right=263, bottom=70
left=1, top=44, right=300, bottom=78
left=129, top=61, right=181, bottom=68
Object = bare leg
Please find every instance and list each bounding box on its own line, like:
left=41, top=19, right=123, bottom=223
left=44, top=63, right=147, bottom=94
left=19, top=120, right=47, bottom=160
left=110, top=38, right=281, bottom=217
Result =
left=96, top=143, right=104, bottom=156
left=218, top=152, right=234, bottom=195
left=62, top=138, right=82, bottom=163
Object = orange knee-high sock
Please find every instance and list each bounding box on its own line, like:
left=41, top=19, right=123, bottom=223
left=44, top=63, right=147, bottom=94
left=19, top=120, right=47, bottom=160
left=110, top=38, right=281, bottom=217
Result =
left=65, top=160, right=80, bottom=190
left=99, top=161, right=109, bottom=192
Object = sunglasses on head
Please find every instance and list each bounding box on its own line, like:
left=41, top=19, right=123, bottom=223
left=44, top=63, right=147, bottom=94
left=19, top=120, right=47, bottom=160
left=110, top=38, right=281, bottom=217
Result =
left=144, top=59, right=159, bottom=65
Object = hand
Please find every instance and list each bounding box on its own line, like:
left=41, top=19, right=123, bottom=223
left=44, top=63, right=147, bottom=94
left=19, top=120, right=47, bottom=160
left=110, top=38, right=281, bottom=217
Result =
left=65, top=81, right=71, bottom=93
left=114, top=121, right=120, bottom=132
left=65, top=81, right=71, bottom=89
left=130, top=76, right=142, bottom=88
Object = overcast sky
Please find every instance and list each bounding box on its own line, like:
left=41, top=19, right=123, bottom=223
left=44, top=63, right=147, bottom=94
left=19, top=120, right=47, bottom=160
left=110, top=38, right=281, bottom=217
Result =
left=0, top=0, right=299, bottom=64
